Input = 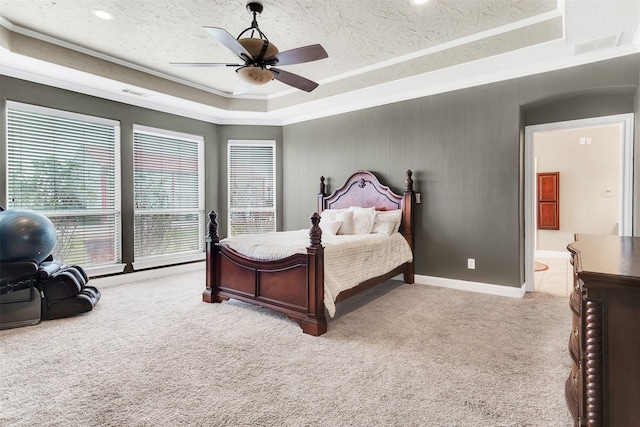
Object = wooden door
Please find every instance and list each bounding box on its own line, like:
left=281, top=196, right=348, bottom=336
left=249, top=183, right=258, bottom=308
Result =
left=537, top=172, right=559, bottom=230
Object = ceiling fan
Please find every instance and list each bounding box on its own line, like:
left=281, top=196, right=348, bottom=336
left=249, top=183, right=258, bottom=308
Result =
left=171, top=1, right=328, bottom=95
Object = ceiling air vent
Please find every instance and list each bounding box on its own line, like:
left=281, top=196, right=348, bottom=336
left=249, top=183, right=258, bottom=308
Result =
left=121, top=88, right=149, bottom=97
left=573, top=33, right=621, bottom=55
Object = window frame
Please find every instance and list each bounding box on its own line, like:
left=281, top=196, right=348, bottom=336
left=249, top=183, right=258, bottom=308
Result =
left=227, top=139, right=277, bottom=236
left=132, top=124, right=206, bottom=270
left=5, top=100, right=125, bottom=276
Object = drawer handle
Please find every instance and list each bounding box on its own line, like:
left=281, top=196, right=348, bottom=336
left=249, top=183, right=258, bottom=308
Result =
left=573, top=328, right=579, bottom=339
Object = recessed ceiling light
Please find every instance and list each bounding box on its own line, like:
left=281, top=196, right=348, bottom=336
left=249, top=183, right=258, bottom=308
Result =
left=411, top=0, right=430, bottom=4
left=92, top=10, right=113, bottom=20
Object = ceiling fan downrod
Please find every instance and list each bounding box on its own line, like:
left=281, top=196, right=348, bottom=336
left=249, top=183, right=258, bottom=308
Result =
left=239, top=2, right=267, bottom=41
left=237, top=2, right=271, bottom=63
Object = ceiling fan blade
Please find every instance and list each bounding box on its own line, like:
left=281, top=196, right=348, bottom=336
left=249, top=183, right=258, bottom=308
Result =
left=203, top=27, right=253, bottom=61
left=271, top=68, right=319, bottom=92
left=265, top=44, right=328, bottom=66
left=233, top=79, right=253, bottom=95
left=170, top=62, right=241, bottom=67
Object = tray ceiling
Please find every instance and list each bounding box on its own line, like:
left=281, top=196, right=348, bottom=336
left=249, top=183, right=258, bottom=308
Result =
left=1, top=1, right=639, bottom=124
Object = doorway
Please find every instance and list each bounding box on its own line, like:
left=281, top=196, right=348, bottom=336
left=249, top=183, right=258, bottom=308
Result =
left=524, top=114, right=634, bottom=293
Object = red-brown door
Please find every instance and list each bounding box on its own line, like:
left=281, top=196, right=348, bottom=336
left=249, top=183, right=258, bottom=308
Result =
left=537, top=172, right=559, bottom=230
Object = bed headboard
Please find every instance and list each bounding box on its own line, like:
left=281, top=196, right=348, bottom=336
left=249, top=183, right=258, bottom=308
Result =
left=317, top=170, right=415, bottom=238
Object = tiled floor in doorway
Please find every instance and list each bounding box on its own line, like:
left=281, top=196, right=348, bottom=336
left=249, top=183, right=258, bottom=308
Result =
left=534, top=256, right=573, bottom=297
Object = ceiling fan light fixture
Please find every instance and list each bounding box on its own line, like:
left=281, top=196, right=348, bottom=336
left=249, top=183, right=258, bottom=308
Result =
left=237, top=66, right=274, bottom=85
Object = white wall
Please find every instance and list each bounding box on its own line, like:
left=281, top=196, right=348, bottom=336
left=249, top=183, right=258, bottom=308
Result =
left=534, top=124, right=621, bottom=251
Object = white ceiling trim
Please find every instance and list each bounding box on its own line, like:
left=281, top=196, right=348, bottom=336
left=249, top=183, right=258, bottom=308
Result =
left=3, top=39, right=638, bottom=127
left=0, top=48, right=239, bottom=125
left=277, top=44, right=640, bottom=126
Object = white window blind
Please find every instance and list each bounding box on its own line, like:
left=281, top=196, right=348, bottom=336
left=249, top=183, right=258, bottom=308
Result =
left=228, top=140, right=276, bottom=236
left=133, top=125, right=205, bottom=262
left=6, top=101, right=122, bottom=267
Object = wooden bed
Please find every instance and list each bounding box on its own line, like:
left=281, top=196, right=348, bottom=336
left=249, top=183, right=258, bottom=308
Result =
left=203, top=170, right=415, bottom=336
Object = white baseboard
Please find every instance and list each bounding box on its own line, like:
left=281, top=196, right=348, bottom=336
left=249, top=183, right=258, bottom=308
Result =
left=535, top=250, right=571, bottom=258
left=91, top=260, right=205, bottom=288
left=85, top=263, right=127, bottom=278
left=92, top=265, right=526, bottom=297
left=132, top=252, right=206, bottom=271
left=414, top=274, right=527, bottom=298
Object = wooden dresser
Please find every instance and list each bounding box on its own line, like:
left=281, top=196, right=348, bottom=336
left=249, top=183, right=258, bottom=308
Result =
left=565, top=234, right=640, bottom=426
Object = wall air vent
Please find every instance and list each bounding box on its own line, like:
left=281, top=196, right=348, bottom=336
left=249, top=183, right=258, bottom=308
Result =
left=573, top=33, right=621, bottom=55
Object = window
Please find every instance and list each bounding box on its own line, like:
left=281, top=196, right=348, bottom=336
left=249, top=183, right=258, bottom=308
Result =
left=6, top=101, right=122, bottom=271
left=133, top=125, right=205, bottom=267
left=228, top=140, right=276, bottom=236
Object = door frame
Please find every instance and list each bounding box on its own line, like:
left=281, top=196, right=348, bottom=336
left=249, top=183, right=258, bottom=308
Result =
left=524, top=113, right=634, bottom=292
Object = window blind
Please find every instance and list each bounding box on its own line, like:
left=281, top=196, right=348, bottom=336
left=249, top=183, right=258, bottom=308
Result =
left=228, top=140, right=276, bottom=236
left=6, top=101, right=121, bottom=267
left=133, top=126, right=205, bottom=260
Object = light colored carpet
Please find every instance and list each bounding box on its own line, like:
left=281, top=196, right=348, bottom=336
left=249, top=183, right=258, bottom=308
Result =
left=0, top=268, right=572, bottom=426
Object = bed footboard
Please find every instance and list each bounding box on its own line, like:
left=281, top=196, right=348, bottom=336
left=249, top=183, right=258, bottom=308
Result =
left=203, top=211, right=327, bottom=336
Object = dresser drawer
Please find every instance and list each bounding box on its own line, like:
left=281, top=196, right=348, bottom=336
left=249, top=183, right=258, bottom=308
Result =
left=565, top=368, right=581, bottom=424
left=569, top=289, right=581, bottom=316
left=568, top=327, right=580, bottom=364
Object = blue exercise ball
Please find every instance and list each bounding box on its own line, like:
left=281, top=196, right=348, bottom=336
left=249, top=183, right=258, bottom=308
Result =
left=0, top=209, right=58, bottom=262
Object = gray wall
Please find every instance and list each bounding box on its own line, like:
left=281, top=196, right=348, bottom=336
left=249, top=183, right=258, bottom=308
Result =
left=2, top=54, right=639, bottom=283
left=283, top=54, right=640, bottom=288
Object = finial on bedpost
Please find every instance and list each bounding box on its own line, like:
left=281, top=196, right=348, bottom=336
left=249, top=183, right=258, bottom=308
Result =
left=405, top=170, right=414, bottom=193
left=309, top=212, right=322, bottom=247
left=207, top=211, right=219, bottom=239
left=318, top=176, right=326, bottom=196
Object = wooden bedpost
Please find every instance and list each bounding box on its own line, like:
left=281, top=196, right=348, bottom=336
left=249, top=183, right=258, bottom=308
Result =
left=301, top=212, right=327, bottom=336
left=203, top=210, right=222, bottom=303
left=403, top=170, right=415, bottom=284
left=317, top=176, right=327, bottom=214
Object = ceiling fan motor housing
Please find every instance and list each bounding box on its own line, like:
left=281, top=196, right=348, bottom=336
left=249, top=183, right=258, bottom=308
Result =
left=236, top=38, right=278, bottom=85
left=238, top=38, right=278, bottom=61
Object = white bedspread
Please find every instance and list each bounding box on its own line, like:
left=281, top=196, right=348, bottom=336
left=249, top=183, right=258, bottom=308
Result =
left=221, top=230, right=413, bottom=316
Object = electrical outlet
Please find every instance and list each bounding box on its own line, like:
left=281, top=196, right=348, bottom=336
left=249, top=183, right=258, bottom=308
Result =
left=467, top=258, right=475, bottom=269
left=415, top=193, right=421, bottom=204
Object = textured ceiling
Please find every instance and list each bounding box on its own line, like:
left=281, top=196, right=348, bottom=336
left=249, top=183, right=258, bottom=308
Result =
left=1, top=1, right=639, bottom=124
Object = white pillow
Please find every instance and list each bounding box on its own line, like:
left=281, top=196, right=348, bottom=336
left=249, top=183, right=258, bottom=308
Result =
left=336, top=210, right=355, bottom=235
left=348, top=206, right=377, bottom=234
left=371, top=216, right=397, bottom=235
left=373, top=210, right=402, bottom=234
left=320, top=219, right=342, bottom=236
left=320, top=208, right=347, bottom=222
